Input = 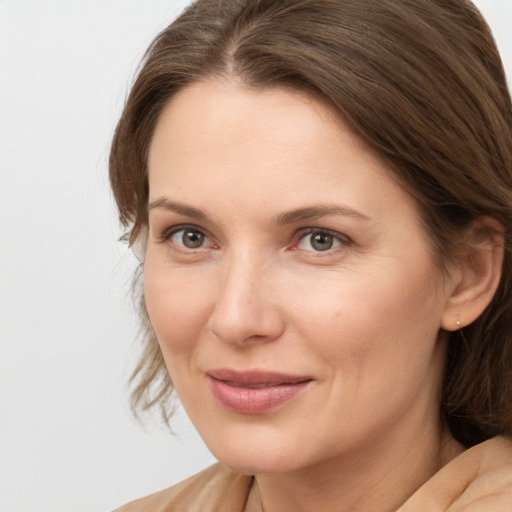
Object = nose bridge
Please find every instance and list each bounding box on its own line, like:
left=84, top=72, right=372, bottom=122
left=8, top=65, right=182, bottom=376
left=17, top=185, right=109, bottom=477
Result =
left=208, top=246, right=284, bottom=345
left=224, top=249, right=260, bottom=306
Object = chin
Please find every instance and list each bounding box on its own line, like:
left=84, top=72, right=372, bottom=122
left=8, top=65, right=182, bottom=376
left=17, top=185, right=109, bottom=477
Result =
left=201, top=425, right=320, bottom=475
left=216, top=451, right=301, bottom=476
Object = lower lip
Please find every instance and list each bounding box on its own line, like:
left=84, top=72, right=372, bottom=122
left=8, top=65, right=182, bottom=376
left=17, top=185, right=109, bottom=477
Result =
left=208, top=377, right=311, bottom=414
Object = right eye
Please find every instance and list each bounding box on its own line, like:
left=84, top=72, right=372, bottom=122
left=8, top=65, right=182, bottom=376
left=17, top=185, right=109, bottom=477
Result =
left=168, top=228, right=209, bottom=249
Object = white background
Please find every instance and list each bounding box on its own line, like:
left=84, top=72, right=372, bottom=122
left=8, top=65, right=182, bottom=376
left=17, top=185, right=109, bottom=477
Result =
left=0, top=1, right=511, bottom=511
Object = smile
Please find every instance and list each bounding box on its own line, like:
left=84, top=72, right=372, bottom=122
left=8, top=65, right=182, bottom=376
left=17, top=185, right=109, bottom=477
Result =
left=207, top=369, right=313, bottom=414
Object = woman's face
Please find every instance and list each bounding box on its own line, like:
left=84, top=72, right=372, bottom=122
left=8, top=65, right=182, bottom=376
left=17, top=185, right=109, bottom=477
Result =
left=144, top=80, right=454, bottom=474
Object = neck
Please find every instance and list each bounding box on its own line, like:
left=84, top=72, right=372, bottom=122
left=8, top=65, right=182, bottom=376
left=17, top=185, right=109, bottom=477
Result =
left=246, top=419, right=463, bottom=512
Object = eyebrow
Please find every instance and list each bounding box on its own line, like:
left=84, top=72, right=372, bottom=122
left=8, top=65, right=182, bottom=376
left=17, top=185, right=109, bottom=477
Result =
left=148, top=198, right=207, bottom=220
left=148, top=197, right=370, bottom=224
left=275, top=204, right=370, bottom=225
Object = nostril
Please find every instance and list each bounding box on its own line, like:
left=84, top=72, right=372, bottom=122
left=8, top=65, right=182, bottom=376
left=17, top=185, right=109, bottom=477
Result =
left=207, top=296, right=285, bottom=346
left=206, top=260, right=286, bottom=345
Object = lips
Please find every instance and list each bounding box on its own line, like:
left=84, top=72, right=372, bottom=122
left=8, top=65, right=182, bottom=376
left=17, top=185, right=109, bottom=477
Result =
left=207, top=369, right=312, bottom=414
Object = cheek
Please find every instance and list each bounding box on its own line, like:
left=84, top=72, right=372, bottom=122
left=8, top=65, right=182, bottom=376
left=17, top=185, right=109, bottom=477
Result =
left=290, top=266, right=447, bottom=445
left=289, top=261, right=445, bottom=377
left=143, top=262, right=214, bottom=354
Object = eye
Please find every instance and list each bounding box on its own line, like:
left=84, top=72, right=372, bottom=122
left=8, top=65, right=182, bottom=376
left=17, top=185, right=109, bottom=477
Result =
left=165, top=227, right=209, bottom=249
left=295, top=229, right=346, bottom=252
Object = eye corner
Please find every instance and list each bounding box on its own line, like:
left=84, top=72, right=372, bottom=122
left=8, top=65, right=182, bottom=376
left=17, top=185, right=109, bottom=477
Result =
left=153, top=223, right=217, bottom=252
left=290, top=227, right=351, bottom=255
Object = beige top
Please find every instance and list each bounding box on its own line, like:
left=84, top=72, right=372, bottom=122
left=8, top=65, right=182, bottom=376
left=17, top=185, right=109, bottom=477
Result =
left=114, top=463, right=252, bottom=512
left=114, top=436, right=512, bottom=512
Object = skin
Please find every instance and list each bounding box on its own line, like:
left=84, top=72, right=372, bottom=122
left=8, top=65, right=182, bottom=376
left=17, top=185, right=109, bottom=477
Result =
left=144, top=79, right=467, bottom=512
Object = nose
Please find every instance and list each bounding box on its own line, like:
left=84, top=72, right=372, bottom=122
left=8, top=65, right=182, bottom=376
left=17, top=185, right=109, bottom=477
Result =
left=207, top=252, right=286, bottom=346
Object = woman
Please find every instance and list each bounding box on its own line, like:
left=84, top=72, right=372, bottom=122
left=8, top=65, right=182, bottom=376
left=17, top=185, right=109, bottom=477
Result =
left=111, top=0, right=512, bottom=510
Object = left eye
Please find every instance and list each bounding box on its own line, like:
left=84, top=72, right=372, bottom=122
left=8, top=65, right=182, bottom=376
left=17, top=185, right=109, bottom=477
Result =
left=171, top=229, right=208, bottom=249
left=296, top=231, right=343, bottom=252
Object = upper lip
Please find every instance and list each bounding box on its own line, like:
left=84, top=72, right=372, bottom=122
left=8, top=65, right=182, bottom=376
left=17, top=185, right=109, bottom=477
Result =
left=207, top=368, right=312, bottom=387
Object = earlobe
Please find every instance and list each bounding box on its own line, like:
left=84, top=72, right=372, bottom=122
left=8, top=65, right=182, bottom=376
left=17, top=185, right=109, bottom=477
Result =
left=441, top=217, right=504, bottom=332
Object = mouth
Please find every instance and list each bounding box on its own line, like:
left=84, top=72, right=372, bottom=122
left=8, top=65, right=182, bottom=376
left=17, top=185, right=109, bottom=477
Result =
left=206, top=369, right=313, bottom=414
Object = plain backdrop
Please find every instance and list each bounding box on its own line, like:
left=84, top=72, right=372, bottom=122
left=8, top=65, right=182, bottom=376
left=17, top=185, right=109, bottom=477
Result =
left=0, top=1, right=511, bottom=511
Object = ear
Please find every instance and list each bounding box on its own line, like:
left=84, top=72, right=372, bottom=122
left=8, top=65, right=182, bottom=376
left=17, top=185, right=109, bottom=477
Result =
left=441, top=217, right=505, bottom=331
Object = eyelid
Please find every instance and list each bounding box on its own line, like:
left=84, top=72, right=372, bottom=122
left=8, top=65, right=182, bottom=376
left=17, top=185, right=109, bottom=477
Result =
left=155, top=223, right=350, bottom=252
left=292, top=227, right=352, bottom=251
left=157, top=223, right=213, bottom=247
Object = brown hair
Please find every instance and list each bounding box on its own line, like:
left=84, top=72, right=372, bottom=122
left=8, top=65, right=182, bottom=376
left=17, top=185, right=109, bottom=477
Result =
left=109, top=0, right=512, bottom=446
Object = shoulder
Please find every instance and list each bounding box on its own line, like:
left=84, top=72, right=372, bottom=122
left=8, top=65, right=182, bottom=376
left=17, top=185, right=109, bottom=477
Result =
left=398, top=436, right=512, bottom=512
left=113, top=462, right=253, bottom=512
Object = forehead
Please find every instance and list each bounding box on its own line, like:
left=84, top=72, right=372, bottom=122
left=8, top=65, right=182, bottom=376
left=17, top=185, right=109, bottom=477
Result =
left=150, top=80, right=379, bottom=177
left=147, top=79, right=420, bottom=227
left=149, top=79, right=348, bottom=162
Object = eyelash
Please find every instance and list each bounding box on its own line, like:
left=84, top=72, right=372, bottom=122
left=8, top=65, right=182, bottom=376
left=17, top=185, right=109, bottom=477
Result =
left=158, top=224, right=215, bottom=250
left=157, top=224, right=351, bottom=254
left=293, top=227, right=351, bottom=251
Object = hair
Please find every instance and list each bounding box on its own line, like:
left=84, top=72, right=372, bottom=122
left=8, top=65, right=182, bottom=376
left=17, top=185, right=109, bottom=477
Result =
left=109, top=0, right=512, bottom=446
